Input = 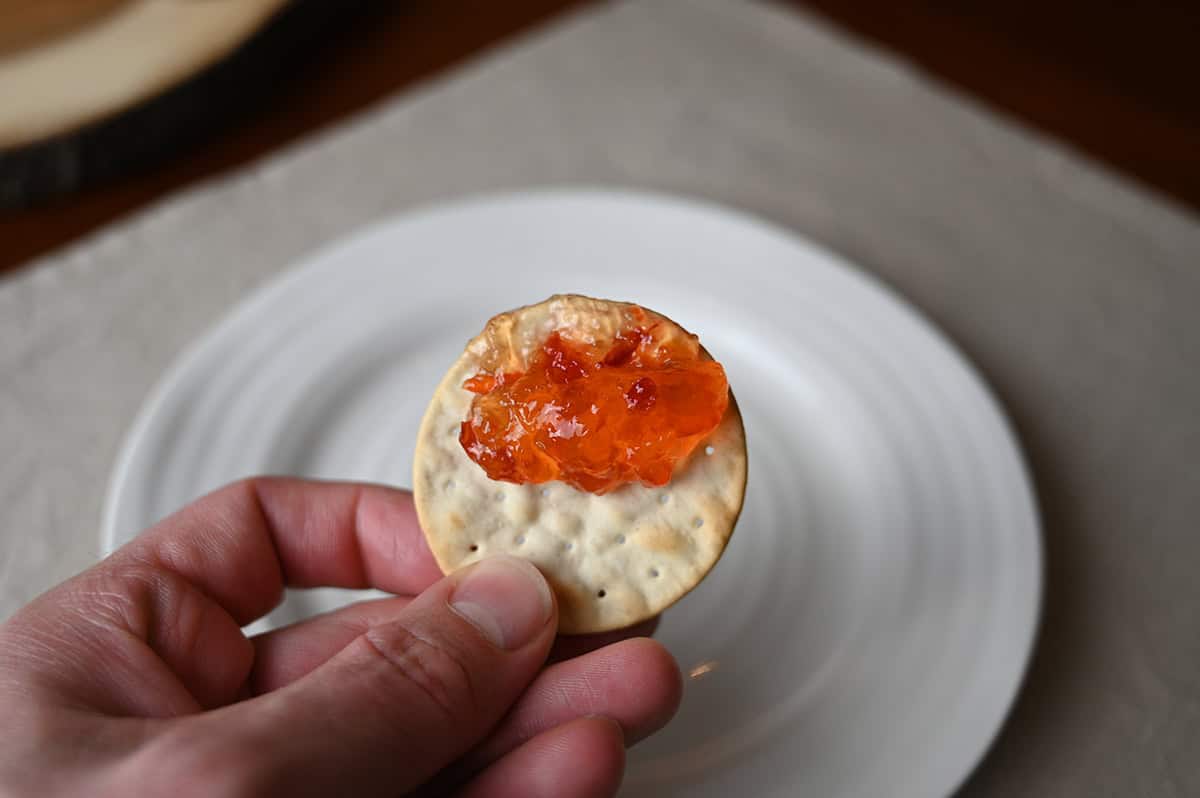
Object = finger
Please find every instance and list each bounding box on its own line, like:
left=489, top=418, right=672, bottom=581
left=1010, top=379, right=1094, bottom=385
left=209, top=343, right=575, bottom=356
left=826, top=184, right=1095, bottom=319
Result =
left=454, top=717, right=625, bottom=798
left=251, top=607, right=672, bottom=751
left=138, top=556, right=557, bottom=797
left=127, top=570, right=253, bottom=711
left=256, top=607, right=677, bottom=766
left=420, top=637, right=678, bottom=795
left=548, top=617, right=660, bottom=663
left=118, top=478, right=441, bottom=626
left=464, top=637, right=681, bottom=771
left=2, top=562, right=252, bottom=716
left=251, top=598, right=658, bottom=695
left=249, top=596, right=413, bottom=693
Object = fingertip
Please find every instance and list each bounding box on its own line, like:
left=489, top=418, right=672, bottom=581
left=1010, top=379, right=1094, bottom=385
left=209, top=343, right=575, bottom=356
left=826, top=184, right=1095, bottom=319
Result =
left=612, top=637, right=683, bottom=744
left=570, top=716, right=627, bottom=796
left=458, top=716, right=626, bottom=798
left=587, top=714, right=627, bottom=761
left=461, top=635, right=684, bottom=777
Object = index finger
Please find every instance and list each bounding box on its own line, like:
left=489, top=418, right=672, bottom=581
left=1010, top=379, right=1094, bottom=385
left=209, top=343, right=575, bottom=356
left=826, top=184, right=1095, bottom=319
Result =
left=117, top=478, right=443, bottom=625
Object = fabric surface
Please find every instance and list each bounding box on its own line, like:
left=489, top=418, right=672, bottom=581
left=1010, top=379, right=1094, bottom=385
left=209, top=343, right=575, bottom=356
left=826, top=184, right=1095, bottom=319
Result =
left=2, top=1, right=1198, bottom=794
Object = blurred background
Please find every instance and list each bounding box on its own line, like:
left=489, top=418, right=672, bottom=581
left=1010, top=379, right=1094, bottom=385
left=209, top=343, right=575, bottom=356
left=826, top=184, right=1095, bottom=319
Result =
left=1, top=0, right=1197, bottom=275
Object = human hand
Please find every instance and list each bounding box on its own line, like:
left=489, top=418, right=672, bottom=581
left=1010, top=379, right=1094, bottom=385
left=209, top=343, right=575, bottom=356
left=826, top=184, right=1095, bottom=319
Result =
left=0, top=478, right=681, bottom=797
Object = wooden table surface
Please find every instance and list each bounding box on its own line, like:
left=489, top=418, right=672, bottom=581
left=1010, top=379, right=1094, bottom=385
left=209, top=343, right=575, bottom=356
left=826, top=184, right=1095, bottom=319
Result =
left=2, top=0, right=1197, bottom=276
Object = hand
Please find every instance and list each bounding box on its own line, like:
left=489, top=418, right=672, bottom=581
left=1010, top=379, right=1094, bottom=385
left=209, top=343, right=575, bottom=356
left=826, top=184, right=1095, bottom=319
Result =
left=0, top=478, right=681, bottom=797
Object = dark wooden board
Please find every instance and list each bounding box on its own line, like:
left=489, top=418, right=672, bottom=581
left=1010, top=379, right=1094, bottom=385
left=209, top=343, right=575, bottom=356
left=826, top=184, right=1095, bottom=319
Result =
left=2, top=0, right=1196, bottom=276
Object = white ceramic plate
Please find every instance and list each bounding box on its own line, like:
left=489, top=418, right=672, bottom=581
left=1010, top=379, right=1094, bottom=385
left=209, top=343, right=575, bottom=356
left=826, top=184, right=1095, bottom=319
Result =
left=102, top=189, right=1040, bottom=798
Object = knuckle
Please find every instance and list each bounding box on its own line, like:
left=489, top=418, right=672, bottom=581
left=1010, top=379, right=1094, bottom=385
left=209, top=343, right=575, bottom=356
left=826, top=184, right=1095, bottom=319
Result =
left=360, top=623, right=479, bottom=727
left=79, top=563, right=177, bottom=638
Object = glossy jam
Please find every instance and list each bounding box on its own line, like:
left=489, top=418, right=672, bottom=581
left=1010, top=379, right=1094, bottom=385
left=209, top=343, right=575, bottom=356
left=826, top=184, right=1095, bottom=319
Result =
left=459, top=324, right=729, bottom=494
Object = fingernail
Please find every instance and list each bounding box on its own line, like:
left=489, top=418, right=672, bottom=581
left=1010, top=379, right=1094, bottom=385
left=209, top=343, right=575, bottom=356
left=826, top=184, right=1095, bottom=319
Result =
left=450, top=556, right=553, bottom=650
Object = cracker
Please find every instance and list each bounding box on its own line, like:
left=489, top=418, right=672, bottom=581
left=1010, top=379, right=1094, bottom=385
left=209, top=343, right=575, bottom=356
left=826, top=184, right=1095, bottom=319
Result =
left=413, top=295, right=747, bottom=633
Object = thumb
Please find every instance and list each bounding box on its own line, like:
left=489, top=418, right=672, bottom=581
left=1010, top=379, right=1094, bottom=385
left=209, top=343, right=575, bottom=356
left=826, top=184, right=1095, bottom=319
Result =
left=215, top=555, right=555, bottom=797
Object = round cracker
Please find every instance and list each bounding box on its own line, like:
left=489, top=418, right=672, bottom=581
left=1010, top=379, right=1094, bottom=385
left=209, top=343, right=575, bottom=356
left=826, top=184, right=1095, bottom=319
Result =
left=413, top=295, right=747, bottom=634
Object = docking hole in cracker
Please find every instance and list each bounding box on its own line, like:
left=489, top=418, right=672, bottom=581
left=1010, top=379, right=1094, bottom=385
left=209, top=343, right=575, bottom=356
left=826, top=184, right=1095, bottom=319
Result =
left=414, top=295, right=747, bottom=633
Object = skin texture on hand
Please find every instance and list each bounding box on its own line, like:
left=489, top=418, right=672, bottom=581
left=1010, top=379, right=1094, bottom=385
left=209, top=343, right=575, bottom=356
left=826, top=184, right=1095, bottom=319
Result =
left=0, top=478, right=682, bottom=798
